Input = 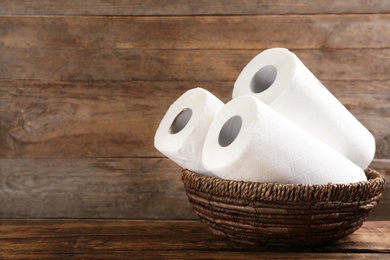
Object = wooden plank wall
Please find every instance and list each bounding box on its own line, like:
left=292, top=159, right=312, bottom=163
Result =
left=0, top=0, right=389, bottom=220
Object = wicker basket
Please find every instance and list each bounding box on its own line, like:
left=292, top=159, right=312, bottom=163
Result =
left=182, top=168, right=386, bottom=247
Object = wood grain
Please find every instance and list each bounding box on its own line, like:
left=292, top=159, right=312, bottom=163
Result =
left=0, top=157, right=388, bottom=219
left=0, top=80, right=388, bottom=159
left=1, top=2, right=389, bottom=222
left=0, top=80, right=228, bottom=158
left=2, top=48, right=390, bottom=82
left=0, top=158, right=195, bottom=219
left=2, top=15, right=390, bottom=50
left=0, top=220, right=388, bottom=259
left=1, top=0, right=390, bottom=16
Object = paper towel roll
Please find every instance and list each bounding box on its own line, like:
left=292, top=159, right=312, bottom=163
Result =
left=154, top=88, right=224, bottom=176
left=233, top=48, right=375, bottom=169
left=202, top=95, right=367, bottom=184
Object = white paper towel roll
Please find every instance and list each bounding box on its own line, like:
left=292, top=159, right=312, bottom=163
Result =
left=154, top=88, right=224, bottom=176
left=202, top=95, right=367, bottom=184
left=233, top=48, right=375, bottom=169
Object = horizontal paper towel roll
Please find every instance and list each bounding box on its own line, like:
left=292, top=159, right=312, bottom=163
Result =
left=202, top=95, right=367, bottom=184
left=154, top=88, right=224, bottom=176
left=233, top=48, right=375, bottom=169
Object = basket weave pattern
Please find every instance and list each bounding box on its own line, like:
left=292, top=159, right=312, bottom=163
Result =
left=182, top=168, right=386, bottom=246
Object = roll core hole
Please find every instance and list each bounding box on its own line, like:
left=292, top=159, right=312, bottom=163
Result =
left=218, top=115, right=242, bottom=147
left=250, top=65, right=277, bottom=93
left=169, top=108, right=192, bottom=134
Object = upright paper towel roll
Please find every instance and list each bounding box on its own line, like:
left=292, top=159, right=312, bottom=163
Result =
left=154, top=88, right=224, bottom=176
left=233, top=48, right=375, bottom=169
left=202, top=95, right=367, bottom=184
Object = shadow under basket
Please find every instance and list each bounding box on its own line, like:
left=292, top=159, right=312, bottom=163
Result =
left=182, top=168, right=386, bottom=247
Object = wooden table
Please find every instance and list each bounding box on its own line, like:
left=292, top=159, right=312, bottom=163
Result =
left=0, top=219, right=389, bottom=259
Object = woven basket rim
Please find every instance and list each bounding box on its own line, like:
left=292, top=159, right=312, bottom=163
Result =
left=182, top=168, right=386, bottom=203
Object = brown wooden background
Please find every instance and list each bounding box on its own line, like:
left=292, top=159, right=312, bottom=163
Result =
left=0, top=0, right=389, bottom=220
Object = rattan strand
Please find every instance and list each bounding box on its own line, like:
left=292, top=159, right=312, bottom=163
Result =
left=182, top=168, right=385, bottom=203
left=181, top=168, right=386, bottom=247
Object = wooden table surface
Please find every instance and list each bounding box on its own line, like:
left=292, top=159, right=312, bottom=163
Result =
left=0, top=219, right=389, bottom=259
